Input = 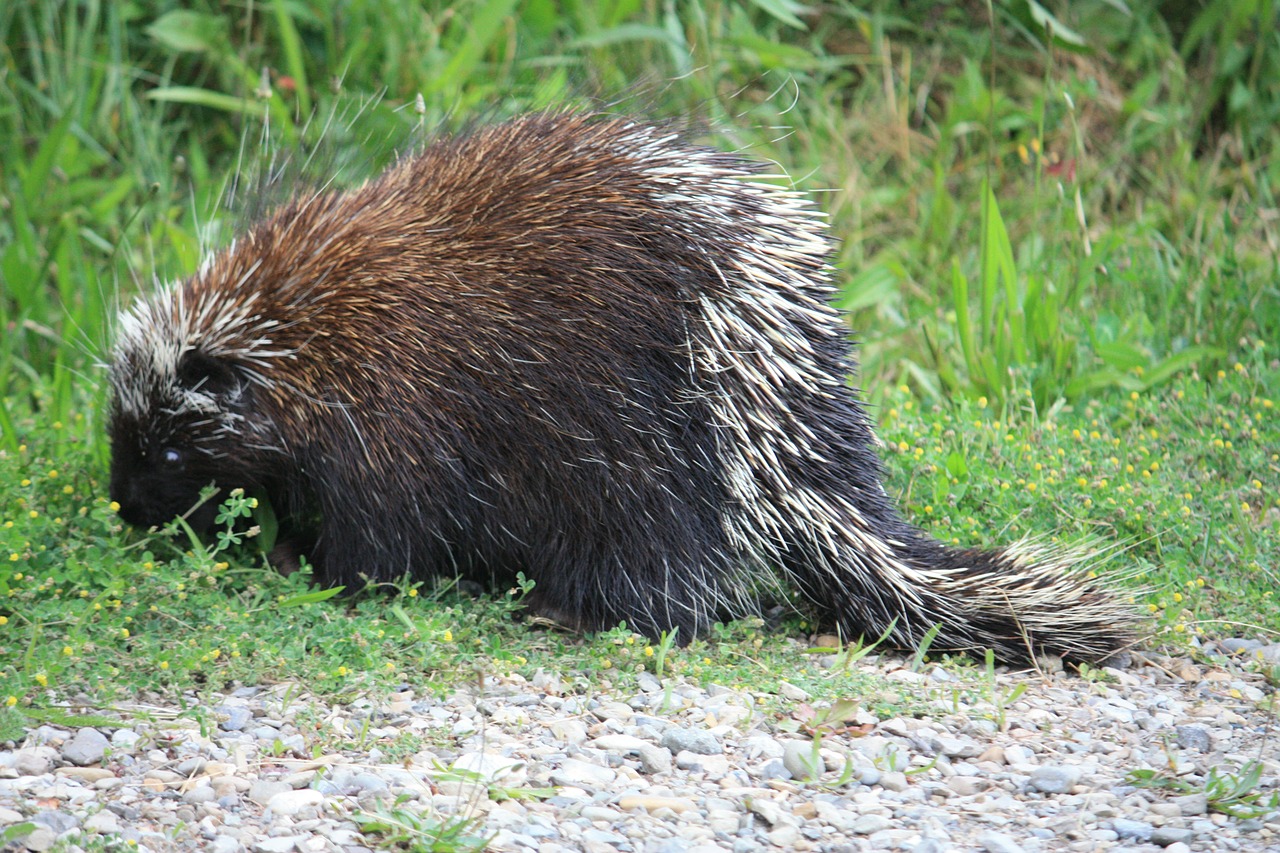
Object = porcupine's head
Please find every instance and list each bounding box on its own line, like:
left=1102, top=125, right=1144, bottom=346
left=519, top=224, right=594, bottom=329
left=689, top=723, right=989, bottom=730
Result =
left=107, top=260, right=288, bottom=533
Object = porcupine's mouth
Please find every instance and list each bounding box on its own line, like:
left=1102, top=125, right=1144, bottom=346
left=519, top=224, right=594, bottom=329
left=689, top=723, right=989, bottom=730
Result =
left=110, top=477, right=223, bottom=534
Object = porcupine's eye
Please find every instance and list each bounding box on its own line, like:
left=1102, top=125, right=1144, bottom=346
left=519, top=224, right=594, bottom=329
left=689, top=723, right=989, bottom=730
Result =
left=159, top=448, right=183, bottom=468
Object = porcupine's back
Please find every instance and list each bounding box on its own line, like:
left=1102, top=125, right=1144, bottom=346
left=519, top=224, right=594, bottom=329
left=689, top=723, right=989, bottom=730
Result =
left=109, top=112, right=1133, bottom=661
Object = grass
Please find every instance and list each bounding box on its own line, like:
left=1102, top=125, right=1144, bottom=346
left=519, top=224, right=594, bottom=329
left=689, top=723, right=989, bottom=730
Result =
left=1, top=0, right=1278, bottom=733
left=1, top=358, right=1275, bottom=718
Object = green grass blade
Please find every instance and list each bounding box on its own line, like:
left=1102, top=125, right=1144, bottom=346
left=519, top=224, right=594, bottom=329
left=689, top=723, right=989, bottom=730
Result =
left=146, top=86, right=263, bottom=114
left=272, top=0, right=312, bottom=117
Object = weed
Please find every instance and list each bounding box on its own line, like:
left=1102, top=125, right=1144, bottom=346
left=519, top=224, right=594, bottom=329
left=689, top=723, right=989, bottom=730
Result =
left=351, top=795, right=492, bottom=853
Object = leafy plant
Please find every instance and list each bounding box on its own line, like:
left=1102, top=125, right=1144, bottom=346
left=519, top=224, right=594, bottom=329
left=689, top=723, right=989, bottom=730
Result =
left=351, top=795, right=492, bottom=853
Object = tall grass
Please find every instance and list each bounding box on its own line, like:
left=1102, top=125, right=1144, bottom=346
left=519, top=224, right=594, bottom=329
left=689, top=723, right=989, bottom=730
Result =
left=1, top=0, right=1277, bottom=436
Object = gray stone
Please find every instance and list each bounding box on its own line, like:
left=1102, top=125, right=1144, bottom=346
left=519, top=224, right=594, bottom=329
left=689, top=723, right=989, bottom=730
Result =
left=266, top=788, right=324, bottom=816
left=853, top=765, right=882, bottom=786
left=1218, top=638, right=1264, bottom=655
left=110, top=729, right=141, bottom=750
left=452, top=751, right=525, bottom=784
left=210, top=836, right=243, bottom=853
left=1151, top=826, right=1196, bottom=846
left=216, top=705, right=253, bottom=731
left=947, top=775, right=987, bottom=796
left=248, top=779, right=292, bottom=805
left=1175, top=724, right=1212, bottom=752
left=746, top=797, right=786, bottom=826
left=350, top=771, right=391, bottom=793
left=782, top=740, right=823, bottom=781
left=20, top=826, right=56, bottom=852
left=31, top=810, right=78, bottom=834
left=106, top=802, right=140, bottom=821
left=1110, top=818, right=1153, bottom=841
left=930, top=735, right=981, bottom=758
left=977, top=830, right=1026, bottom=853
left=1028, top=764, right=1081, bottom=794
left=879, top=771, right=909, bottom=792
left=636, top=745, right=672, bottom=774
left=636, top=671, right=662, bottom=693
left=549, top=757, right=615, bottom=788
left=83, top=810, right=122, bottom=834
left=757, top=759, right=791, bottom=780
left=183, top=784, right=217, bottom=804
left=11, top=746, right=57, bottom=776
left=852, top=814, right=891, bottom=834
left=253, top=837, right=307, bottom=853
left=1171, top=792, right=1208, bottom=815
left=660, top=727, right=722, bottom=755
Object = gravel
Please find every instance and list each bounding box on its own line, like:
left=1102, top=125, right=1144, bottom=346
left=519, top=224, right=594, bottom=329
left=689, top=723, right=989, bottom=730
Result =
left=1, top=642, right=1278, bottom=852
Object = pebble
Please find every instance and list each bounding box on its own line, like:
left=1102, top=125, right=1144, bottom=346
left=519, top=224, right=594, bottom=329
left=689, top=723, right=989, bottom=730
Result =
left=660, top=727, right=722, bottom=755
left=266, top=788, right=325, bottom=816
left=782, top=739, right=824, bottom=781
left=1028, top=764, right=1081, bottom=794
left=1176, top=723, right=1213, bottom=752
left=0, top=645, right=1275, bottom=852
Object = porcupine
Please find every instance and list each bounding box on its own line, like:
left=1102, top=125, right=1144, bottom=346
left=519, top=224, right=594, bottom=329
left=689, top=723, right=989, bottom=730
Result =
left=107, top=111, right=1132, bottom=663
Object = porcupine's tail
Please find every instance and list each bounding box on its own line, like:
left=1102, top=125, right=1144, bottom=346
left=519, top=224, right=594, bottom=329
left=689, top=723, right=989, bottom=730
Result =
left=679, top=158, right=1132, bottom=663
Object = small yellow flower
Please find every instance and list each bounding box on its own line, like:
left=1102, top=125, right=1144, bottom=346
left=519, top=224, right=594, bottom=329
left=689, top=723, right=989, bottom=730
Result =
left=644, top=646, right=654, bottom=657
left=120, top=628, right=130, bottom=639
left=336, top=665, right=349, bottom=677
left=407, top=588, right=418, bottom=597
left=34, top=673, right=48, bottom=687
left=0, top=616, right=8, bottom=626
left=62, top=645, right=73, bottom=656
left=160, top=661, right=169, bottom=670
left=443, top=629, right=454, bottom=643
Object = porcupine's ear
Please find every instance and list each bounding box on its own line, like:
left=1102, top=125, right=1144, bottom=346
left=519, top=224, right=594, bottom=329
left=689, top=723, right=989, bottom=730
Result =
left=175, top=350, right=244, bottom=402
